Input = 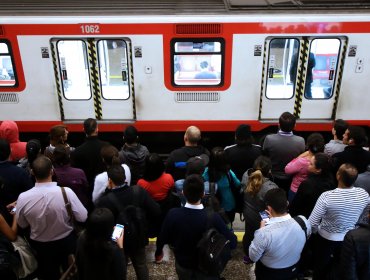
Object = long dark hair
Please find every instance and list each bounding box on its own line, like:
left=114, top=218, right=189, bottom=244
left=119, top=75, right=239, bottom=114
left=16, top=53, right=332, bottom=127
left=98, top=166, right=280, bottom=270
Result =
left=80, top=208, right=115, bottom=278
left=208, top=147, right=229, bottom=182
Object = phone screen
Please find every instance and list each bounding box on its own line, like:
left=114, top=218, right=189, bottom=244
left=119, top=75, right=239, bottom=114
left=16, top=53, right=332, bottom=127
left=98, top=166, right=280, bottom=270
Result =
left=259, top=211, right=270, bottom=222
left=111, top=224, right=124, bottom=241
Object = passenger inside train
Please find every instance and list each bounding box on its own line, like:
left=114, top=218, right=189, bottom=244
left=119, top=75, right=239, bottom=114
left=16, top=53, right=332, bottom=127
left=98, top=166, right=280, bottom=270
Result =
left=0, top=115, right=369, bottom=280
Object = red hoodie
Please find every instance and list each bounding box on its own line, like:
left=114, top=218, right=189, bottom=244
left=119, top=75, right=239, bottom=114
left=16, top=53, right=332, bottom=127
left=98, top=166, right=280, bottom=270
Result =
left=0, top=120, right=27, bottom=161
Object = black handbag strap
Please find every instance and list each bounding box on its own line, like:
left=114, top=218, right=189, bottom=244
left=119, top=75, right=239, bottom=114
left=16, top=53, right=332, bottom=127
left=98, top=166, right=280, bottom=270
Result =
left=293, top=216, right=307, bottom=240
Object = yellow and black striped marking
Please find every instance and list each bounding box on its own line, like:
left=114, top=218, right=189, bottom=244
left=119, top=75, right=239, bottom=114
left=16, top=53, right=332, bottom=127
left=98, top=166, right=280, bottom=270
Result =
left=50, top=43, right=65, bottom=120
left=331, top=39, right=348, bottom=119
left=293, top=39, right=310, bottom=118
left=87, top=39, right=103, bottom=120
left=258, top=41, right=268, bottom=120
left=127, top=41, right=136, bottom=120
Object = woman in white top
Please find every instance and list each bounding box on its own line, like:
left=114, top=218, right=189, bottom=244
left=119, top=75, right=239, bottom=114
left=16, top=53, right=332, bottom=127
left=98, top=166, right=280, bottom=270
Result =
left=92, top=145, right=131, bottom=204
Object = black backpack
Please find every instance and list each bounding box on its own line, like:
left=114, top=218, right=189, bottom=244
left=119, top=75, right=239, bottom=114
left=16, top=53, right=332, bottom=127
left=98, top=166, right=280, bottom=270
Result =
left=108, top=187, right=149, bottom=251
left=197, top=211, right=231, bottom=277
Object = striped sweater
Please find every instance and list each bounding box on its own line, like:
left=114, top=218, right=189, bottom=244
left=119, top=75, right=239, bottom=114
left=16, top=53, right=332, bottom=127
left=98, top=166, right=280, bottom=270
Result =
left=309, top=187, right=369, bottom=241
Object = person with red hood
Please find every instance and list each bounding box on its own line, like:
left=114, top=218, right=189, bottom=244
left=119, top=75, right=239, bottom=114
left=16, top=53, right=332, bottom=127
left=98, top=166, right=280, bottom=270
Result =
left=0, top=120, right=27, bottom=162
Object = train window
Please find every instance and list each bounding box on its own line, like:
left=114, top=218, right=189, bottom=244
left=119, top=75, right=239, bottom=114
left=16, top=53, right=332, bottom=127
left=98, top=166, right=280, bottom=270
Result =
left=266, top=38, right=299, bottom=99
left=172, top=39, right=224, bottom=86
left=57, top=40, right=91, bottom=100
left=0, top=41, right=16, bottom=87
left=97, top=40, right=129, bottom=100
left=307, top=38, right=340, bottom=99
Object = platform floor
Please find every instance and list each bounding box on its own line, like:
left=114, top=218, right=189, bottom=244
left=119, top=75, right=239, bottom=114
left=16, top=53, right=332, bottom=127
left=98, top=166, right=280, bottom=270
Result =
left=127, top=241, right=255, bottom=280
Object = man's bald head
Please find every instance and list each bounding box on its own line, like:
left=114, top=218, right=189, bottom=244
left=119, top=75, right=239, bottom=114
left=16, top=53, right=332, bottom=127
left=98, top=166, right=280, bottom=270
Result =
left=185, top=126, right=201, bottom=145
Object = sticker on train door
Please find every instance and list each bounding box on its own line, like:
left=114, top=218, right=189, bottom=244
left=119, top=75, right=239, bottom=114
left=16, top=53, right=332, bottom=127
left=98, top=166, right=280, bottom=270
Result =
left=41, top=47, right=49, bottom=58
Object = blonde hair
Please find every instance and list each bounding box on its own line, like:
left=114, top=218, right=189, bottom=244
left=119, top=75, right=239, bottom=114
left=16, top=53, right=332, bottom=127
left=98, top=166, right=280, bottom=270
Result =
left=246, top=170, right=264, bottom=197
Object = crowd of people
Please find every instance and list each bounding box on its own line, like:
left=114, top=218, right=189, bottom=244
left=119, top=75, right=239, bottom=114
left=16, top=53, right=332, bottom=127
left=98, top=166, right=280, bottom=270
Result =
left=0, top=113, right=369, bottom=280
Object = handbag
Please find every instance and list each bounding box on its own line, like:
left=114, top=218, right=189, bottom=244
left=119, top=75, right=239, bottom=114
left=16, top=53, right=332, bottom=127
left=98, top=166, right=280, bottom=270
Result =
left=59, top=254, right=78, bottom=280
left=11, top=236, right=38, bottom=278
left=61, top=187, right=84, bottom=235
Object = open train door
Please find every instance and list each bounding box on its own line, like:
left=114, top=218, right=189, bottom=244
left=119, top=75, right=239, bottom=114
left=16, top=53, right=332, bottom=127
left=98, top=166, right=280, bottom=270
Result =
left=259, top=37, right=347, bottom=121
left=51, top=38, right=135, bottom=122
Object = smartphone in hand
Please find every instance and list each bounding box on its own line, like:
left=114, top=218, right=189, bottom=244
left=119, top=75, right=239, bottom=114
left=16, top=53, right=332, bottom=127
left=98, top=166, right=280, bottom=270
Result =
left=111, top=224, right=124, bottom=241
left=259, top=211, right=270, bottom=223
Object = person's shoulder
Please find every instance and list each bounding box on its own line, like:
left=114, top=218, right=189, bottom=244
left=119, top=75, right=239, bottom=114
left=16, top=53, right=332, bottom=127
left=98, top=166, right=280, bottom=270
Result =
left=251, top=144, right=262, bottom=151
left=64, top=186, right=79, bottom=197
left=69, top=166, right=86, bottom=176
left=95, top=191, right=112, bottom=207
left=224, top=144, right=237, bottom=151
left=354, top=186, right=369, bottom=196
left=162, top=173, right=174, bottom=181
left=17, top=187, right=34, bottom=200
left=292, top=134, right=305, bottom=142
left=95, top=172, right=108, bottom=182
left=168, top=147, right=183, bottom=157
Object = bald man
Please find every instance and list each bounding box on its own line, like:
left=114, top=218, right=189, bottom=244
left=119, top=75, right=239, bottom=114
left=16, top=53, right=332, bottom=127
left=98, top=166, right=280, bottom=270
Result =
left=166, top=126, right=210, bottom=181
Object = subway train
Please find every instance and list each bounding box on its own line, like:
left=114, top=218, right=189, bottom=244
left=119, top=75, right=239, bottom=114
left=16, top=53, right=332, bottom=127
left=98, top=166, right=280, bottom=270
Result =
left=1, top=0, right=370, bottom=136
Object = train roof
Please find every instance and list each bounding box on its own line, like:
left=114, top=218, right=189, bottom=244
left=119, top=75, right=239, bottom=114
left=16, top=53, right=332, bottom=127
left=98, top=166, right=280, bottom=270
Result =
left=1, top=0, right=370, bottom=16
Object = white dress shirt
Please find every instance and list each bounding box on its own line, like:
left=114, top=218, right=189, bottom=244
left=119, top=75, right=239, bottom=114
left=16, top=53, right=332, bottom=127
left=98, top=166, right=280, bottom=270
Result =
left=17, top=182, right=87, bottom=242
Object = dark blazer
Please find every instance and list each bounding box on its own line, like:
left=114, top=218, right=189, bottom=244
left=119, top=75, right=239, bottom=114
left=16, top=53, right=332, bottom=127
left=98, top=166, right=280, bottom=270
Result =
left=289, top=173, right=335, bottom=218
left=71, top=136, right=109, bottom=189
left=341, top=223, right=370, bottom=280
left=332, top=145, right=370, bottom=174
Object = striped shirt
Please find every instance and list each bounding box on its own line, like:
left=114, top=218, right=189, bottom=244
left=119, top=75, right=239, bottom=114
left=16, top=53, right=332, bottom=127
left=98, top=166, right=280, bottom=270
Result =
left=309, top=187, right=369, bottom=241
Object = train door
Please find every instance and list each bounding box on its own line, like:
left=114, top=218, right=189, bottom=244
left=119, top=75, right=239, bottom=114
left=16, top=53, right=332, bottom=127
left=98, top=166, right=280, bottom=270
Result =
left=259, top=37, right=347, bottom=120
left=51, top=38, right=135, bottom=121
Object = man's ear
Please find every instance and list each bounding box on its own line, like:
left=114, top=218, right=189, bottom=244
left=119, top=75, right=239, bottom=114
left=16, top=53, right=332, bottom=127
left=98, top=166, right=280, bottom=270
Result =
left=336, top=171, right=341, bottom=182
left=107, top=178, right=113, bottom=189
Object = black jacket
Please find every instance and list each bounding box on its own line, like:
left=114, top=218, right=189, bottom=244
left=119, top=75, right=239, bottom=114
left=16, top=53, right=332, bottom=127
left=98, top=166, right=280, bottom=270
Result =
left=340, top=223, right=370, bottom=280
left=71, top=136, right=109, bottom=188
left=289, top=173, right=336, bottom=218
left=332, top=145, right=370, bottom=174
left=224, top=144, right=262, bottom=181
left=166, top=145, right=210, bottom=181
left=96, top=186, right=161, bottom=240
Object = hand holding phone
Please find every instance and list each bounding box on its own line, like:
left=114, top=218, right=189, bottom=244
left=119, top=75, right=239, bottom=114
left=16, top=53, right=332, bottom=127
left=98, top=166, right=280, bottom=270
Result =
left=112, top=224, right=124, bottom=242
left=10, top=207, right=16, bottom=214
left=259, top=210, right=270, bottom=223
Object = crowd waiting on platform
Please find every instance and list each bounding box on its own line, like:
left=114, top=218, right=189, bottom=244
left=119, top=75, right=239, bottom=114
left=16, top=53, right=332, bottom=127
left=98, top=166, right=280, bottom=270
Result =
left=0, top=112, right=369, bottom=280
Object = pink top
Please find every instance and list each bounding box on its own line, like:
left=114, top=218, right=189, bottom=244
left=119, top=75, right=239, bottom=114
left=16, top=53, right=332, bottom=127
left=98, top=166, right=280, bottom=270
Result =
left=137, top=173, right=174, bottom=201
left=285, top=157, right=310, bottom=193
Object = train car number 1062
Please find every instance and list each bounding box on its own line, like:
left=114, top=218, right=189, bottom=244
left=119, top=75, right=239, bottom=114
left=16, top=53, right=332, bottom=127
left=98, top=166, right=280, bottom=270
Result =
left=80, top=24, right=100, bottom=34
